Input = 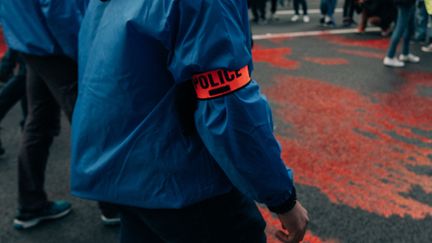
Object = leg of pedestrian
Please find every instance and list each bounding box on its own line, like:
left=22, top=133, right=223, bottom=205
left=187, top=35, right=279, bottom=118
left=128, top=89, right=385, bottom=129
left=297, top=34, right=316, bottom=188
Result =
left=14, top=62, right=68, bottom=230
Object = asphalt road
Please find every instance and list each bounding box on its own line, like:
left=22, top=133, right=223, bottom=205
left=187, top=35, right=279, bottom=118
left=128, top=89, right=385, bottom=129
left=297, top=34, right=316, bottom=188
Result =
left=0, top=2, right=431, bottom=243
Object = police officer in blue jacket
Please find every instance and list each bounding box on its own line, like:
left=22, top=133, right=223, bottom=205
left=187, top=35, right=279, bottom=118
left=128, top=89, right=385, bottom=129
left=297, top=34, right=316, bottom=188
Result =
left=0, top=0, right=86, bottom=229
left=73, top=1, right=309, bottom=242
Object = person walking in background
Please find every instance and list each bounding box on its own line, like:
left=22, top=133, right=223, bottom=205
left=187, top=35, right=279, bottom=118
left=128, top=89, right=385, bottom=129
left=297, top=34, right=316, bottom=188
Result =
left=421, top=0, right=432, bottom=51
left=413, top=0, right=430, bottom=42
left=383, top=0, right=420, bottom=67
left=0, top=0, right=88, bottom=229
left=357, top=0, right=397, bottom=36
left=0, top=0, right=83, bottom=229
left=320, top=0, right=338, bottom=26
left=72, top=1, right=309, bottom=243
left=269, top=0, right=280, bottom=22
left=0, top=48, right=27, bottom=158
left=291, top=0, right=310, bottom=23
left=342, top=0, right=356, bottom=26
left=0, top=0, right=121, bottom=229
left=251, top=0, right=267, bottom=24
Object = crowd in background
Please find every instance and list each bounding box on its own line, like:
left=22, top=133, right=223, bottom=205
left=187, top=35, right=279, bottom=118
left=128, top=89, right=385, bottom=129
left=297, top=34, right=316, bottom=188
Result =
left=249, top=0, right=431, bottom=44
left=248, top=0, right=432, bottom=66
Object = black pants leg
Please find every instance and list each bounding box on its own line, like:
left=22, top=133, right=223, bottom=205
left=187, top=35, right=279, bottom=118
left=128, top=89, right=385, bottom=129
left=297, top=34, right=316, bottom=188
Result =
left=293, top=0, right=300, bottom=15
left=99, top=202, right=120, bottom=216
left=251, top=0, right=260, bottom=21
left=120, top=190, right=266, bottom=243
left=258, top=0, right=267, bottom=20
left=0, top=74, right=26, bottom=122
left=18, top=55, right=77, bottom=210
left=301, top=0, right=308, bottom=15
left=271, top=0, right=278, bottom=14
left=343, top=0, right=354, bottom=23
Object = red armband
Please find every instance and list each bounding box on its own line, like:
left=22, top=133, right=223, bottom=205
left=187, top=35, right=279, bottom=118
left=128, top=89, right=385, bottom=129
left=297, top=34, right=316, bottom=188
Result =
left=192, top=65, right=251, bottom=99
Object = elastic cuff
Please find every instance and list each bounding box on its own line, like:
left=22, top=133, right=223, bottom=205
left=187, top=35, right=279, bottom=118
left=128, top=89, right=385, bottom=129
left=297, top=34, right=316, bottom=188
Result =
left=267, top=187, right=297, bottom=214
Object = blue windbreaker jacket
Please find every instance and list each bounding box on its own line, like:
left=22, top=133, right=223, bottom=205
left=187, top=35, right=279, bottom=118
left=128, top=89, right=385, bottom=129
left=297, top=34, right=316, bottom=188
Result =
left=72, top=0, right=295, bottom=210
left=0, top=0, right=87, bottom=59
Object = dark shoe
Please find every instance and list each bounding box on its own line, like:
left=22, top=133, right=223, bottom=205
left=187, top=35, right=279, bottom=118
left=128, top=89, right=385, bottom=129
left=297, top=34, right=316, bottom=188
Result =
left=100, top=212, right=121, bottom=226
left=0, top=147, right=5, bottom=158
left=14, top=200, right=72, bottom=229
left=342, top=20, right=356, bottom=28
left=0, top=138, right=5, bottom=158
left=325, top=20, right=336, bottom=27
left=319, top=17, right=325, bottom=26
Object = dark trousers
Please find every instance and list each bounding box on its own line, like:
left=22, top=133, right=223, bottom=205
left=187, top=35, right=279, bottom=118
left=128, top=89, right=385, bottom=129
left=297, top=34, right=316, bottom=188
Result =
left=251, top=0, right=267, bottom=21
left=343, top=0, right=354, bottom=22
left=18, top=54, right=77, bottom=210
left=0, top=73, right=27, bottom=126
left=293, top=0, right=308, bottom=15
left=270, top=0, right=278, bottom=14
left=119, top=190, right=266, bottom=243
left=99, top=202, right=120, bottom=216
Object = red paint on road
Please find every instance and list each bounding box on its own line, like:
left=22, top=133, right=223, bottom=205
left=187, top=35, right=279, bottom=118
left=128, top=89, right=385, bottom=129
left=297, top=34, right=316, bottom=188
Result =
left=321, top=35, right=389, bottom=50
left=252, top=46, right=299, bottom=70
left=338, top=49, right=385, bottom=59
left=304, top=57, right=349, bottom=65
left=263, top=74, right=432, bottom=219
left=0, top=31, right=7, bottom=57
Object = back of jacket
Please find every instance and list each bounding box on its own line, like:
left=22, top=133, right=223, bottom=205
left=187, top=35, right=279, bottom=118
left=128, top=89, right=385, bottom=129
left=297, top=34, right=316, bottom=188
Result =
left=72, top=0, right=295, bottom=210
left=0, top=0, right=87, bottom=59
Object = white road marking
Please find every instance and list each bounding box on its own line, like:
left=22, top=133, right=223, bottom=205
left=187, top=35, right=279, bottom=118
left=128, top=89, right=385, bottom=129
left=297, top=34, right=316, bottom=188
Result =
left=253, top=28, right=381, bottom=40
left=276, top=8, right=343, bottom=15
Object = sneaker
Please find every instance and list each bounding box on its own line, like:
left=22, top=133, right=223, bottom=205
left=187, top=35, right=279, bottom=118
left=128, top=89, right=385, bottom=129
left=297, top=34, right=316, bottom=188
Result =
left=101, top=212, right=121, bottom=226
left=421, top=44, right=432, bottom=53
left=14, top=200, right=72, bottom=229
left=291, top=15, right=299, bottom=22
left=381, top=28, right=392, bottom=37
left=269, top=13, right=279, bottom=22
left=0, top=139, right=5, bottom=159
left=383, top=57, right=405, bottom=67
left=303, top=15, right=310, bottom=23
left=320, top=17, right=325, bottom=26
left=399, top=54, right=420, bottom=63
left=0, top=130, right=4, bottom=158
left=257, top=18, right=267, bottom=25
left=325, top=20, right=336, bottom=27
left=342, top=19, right=356, bottom=27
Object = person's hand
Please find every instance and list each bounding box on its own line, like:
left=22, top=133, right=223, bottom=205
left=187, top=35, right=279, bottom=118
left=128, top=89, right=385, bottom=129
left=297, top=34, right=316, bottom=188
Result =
left=275, top=201, right=309, bottom=243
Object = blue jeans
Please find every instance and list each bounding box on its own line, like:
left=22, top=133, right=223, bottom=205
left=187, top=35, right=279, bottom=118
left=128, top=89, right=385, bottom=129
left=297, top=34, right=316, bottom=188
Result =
left=414, top=1, right=431, bottom=41
left=119, top=190, right=266, bottom=243
left=320, top=0, right=338, bottom=18
left=386, top=5, right=416, bottom=58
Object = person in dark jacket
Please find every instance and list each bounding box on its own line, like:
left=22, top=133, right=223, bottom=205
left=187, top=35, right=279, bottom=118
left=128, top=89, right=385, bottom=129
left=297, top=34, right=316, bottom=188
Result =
left=357, top=0, right=397, bottom=36
left=0, top=0, right=95, bottom=229
left=383, top=0, right=420, bottom=67
left=1, top=0, right=121, bottom=229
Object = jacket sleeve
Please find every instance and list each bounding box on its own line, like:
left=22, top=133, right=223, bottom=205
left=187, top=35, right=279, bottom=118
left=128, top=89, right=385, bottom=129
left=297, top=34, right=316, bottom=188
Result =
left=168, top=0, right=296, bottom=212
left=38, top=0, right=84, bottom=60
